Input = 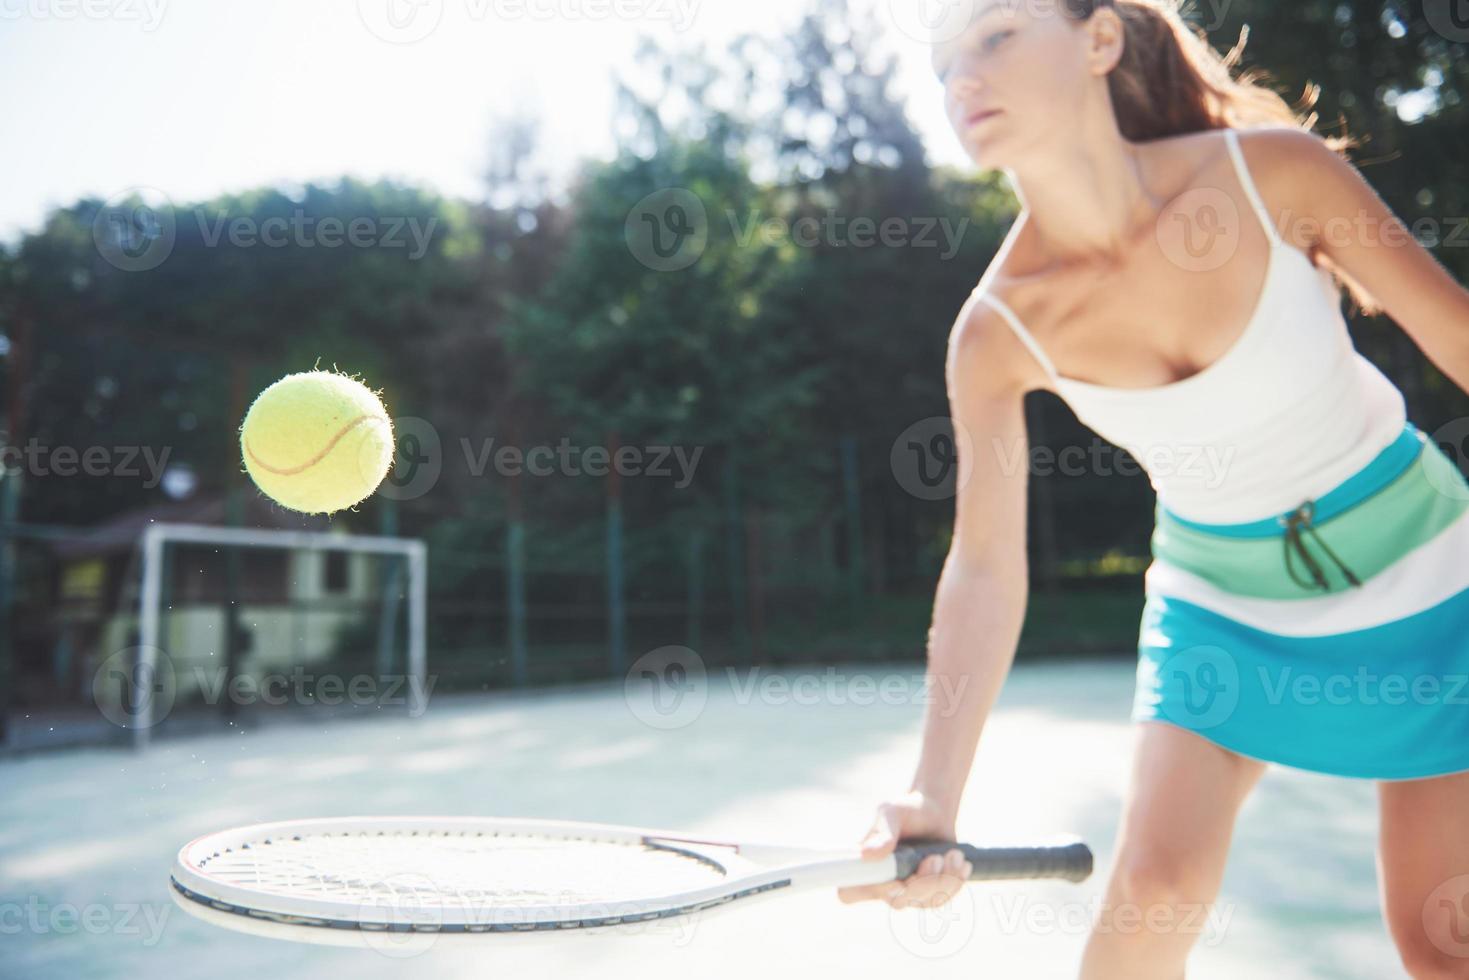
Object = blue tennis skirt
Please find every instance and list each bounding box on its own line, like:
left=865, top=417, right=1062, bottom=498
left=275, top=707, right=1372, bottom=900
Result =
left=1131, top=421, right=1469, bottom=780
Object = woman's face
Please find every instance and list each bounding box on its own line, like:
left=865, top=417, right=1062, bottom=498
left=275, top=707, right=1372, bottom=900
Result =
left=932, top=4, right=1112, bottom=168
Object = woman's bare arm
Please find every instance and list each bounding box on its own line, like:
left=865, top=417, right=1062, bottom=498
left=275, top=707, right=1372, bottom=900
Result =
left=836, top=290, right=1038, bottom=908
left=1247, top=127, right=1469, bottom=396
left=908, top=291, right=1036, bottom=821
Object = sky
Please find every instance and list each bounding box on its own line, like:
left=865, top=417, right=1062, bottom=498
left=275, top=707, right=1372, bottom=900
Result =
left=0, top=0, right=972, bottom=242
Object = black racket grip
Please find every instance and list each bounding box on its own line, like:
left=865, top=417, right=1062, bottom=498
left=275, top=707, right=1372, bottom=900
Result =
left=894, top=837, right=1093, bottom=884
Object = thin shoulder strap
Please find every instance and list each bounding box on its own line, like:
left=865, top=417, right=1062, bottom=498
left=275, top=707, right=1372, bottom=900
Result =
left=974, top=290, right=1062, bottom=384
left=1223, top=128, right=1282, bottom=247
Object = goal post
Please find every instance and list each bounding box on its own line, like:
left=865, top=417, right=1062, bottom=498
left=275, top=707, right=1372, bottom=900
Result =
left=132, top=523, right=427, bottom=749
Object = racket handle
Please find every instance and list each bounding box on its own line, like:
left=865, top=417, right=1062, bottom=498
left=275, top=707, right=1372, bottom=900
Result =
left=894, top=838, right=1094, bottom=884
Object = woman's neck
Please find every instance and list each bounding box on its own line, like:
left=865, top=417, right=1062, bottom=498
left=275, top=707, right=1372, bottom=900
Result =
left=1007, top=128, right=1160, bottom=269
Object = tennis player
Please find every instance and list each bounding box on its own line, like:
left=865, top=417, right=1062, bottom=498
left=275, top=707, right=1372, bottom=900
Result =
left=837, top=3, right=1469, bottom=977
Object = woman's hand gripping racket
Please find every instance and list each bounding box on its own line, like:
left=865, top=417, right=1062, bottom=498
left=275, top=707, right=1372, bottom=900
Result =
left=838, top=789, right=983, bottom=909
left=170, top=815, right=1093, bottom=948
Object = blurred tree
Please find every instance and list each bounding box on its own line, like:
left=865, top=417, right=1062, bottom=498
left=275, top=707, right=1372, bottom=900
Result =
left=7, top=181, right=481, bottom=525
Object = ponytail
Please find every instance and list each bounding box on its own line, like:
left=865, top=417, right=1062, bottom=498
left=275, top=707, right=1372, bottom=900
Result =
left=1067, top=0, right=1352, bottom=152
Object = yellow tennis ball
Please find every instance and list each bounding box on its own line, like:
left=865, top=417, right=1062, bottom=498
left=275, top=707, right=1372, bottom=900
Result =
left=240, top=370, right=395, bottom=515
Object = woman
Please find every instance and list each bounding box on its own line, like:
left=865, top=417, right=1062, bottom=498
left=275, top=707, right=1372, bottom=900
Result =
left=836, top=2, right=1469, bottom=977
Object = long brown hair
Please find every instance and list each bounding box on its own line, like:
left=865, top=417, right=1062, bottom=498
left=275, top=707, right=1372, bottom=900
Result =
left=1065, top=0, right=1380, bottom=312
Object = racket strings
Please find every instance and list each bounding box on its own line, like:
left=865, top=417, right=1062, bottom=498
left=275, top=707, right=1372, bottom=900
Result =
left=196, top=831, right=729, bottom=909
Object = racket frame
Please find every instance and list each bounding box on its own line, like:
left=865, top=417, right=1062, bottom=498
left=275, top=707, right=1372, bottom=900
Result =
left=171, top=815, right=1090, bottom=947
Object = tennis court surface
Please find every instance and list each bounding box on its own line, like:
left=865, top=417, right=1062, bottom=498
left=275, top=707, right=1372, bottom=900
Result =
left=3, top=659, right=1401, bottom=978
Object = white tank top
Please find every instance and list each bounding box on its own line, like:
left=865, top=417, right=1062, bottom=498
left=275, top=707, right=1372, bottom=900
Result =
left=974, top=128, right=1408, bottom=526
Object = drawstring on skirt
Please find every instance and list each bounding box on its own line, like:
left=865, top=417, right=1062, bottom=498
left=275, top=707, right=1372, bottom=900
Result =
left=1277, top=499, right=1363, bottom=592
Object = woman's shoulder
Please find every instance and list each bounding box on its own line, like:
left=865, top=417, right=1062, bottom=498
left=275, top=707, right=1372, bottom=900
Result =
left=953, top=215, right=1067, bottom=396
left=1145, top=125, right=1332, bottom=201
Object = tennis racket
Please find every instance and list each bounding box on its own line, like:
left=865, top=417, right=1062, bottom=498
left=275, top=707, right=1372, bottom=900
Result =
left=170, top=816, right=1093, bottom=948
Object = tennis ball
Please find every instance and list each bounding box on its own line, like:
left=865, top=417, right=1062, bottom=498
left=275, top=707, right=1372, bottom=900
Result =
left=240, top=370, right=395, bottom=515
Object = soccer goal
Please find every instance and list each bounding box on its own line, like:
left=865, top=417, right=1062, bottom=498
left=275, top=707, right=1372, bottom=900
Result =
left=128, top=523, right=427, bottom=749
